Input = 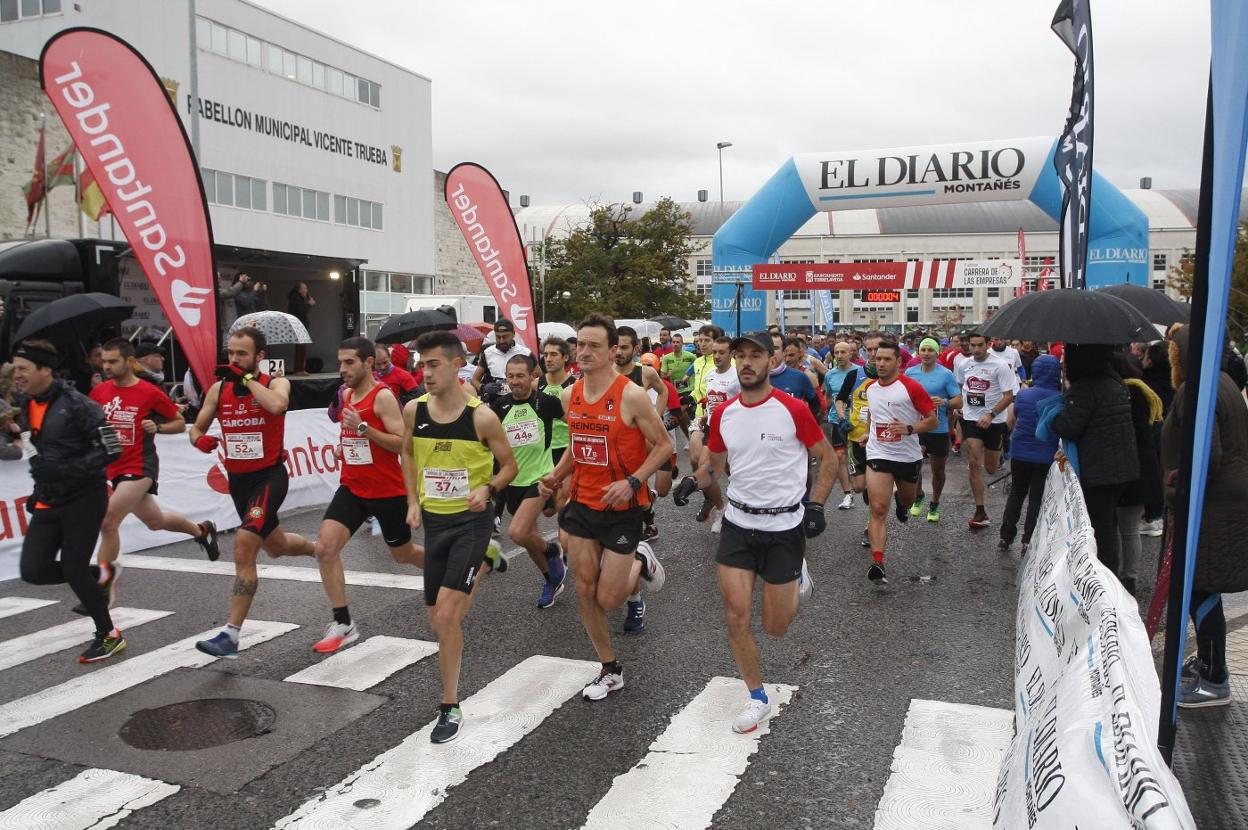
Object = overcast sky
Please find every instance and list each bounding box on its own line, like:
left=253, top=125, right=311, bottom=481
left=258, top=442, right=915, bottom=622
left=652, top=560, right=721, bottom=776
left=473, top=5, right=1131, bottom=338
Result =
left=251, top=0, right=1213, bottom=207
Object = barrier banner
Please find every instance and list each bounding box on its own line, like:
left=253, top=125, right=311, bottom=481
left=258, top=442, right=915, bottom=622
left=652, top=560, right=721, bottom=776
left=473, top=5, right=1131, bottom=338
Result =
left=40, top=29, right=219, bottom=390
left=993, top=463, right=1194, bottom=828
left=0, top=410, right=340, bottom=582
left=444, top=163, right=539, bottom=354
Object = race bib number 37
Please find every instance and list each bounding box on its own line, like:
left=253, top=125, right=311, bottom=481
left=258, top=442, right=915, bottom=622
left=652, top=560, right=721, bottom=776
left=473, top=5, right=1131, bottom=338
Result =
left=572, top=433, right=609, bottom=466
left=424, top=467, right=470, bottom=500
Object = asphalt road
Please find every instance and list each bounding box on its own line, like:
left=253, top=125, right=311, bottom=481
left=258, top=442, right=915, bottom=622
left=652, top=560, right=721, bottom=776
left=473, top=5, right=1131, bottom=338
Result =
left=0, top=453, right=1141, bottom=829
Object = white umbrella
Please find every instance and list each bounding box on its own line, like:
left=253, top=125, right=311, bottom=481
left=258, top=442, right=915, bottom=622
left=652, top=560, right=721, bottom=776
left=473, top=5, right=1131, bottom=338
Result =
left=227, top=311, right=312, bottom=345
left=537, top=321, right=576, bottom=340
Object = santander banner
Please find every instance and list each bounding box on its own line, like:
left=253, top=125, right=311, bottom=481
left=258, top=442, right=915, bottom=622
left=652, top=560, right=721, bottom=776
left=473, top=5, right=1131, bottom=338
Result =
left=752, top=259, right=1024, bottom=291
left=444, top=163, right=539, bottom=354
left=40, top=29, right=218, bottom=389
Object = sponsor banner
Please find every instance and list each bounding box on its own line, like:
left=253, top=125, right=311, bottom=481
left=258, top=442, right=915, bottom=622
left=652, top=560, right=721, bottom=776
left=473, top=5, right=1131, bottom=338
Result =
left=1052, top=0, right=1095, bottom=289
left=444, top=163, right=539, bottom=354
left=816, top=290, right=836, bottom=327
left=993, top=463, right=1194, bottom=828
left=0, top=410, right=340, bottom=582
left=752, top=260, right=1023, bottom=291
left=793, top=136, right=1055, bottom=210
left=40, top=29, right=219, bottom=390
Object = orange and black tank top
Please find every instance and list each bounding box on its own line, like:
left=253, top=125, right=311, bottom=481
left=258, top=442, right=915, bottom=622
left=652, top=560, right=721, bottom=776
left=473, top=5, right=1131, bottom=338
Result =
left=217, top=375, right=286, bottom=474
left=566, top=373, right=651, bottom=511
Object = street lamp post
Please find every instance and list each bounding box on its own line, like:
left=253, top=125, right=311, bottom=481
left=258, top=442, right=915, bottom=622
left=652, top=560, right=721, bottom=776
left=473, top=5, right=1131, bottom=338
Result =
left=716, top=141, right=732, bottom=215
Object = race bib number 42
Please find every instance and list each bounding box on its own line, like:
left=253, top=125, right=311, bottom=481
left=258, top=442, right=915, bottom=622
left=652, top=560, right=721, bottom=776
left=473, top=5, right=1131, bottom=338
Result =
left=572, top=433, right=609, bottom=466
left=225, top=432, right=264, bottom=460
left=423, top=467, right=469, bottom=500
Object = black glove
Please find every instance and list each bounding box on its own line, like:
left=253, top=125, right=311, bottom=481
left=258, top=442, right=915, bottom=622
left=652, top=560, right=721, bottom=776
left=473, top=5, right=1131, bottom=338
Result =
left=836, top=418, right=854, bottom=440
left=672, top=475, right=699, bottom=507
left=802, top=501, right=826, bottom=538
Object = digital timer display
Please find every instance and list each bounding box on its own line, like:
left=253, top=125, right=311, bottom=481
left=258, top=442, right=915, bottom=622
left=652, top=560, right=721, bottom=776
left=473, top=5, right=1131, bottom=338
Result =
left=863, top=290, right=902, bottom=303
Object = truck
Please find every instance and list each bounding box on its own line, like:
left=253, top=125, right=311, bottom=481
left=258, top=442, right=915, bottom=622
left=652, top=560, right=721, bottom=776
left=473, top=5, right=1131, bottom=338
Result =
left=403, top=293, right=498, bottom=324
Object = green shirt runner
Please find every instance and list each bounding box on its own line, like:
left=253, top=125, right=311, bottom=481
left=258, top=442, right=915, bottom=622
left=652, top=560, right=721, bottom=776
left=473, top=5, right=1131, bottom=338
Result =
left=490, top=391, right=562, bottom=487
left=540, top=375, right=575, bottom=451
left=661, top=348, right=696, bottom=394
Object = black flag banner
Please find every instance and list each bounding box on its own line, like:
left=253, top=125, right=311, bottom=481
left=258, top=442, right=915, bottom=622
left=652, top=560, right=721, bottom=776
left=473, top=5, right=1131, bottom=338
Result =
left=1051, top=0, right=1094, bottom=290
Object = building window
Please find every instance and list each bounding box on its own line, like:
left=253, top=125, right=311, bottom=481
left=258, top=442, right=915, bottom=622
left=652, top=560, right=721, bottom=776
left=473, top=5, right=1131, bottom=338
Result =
left=334, top=195, right=384, bottom=230
left=906, top=307, right=920, bottom=323
left=696, top=283, right=713, bottom=300
left=202, top=168, right=268, bottom=213
left=1153, top=253, right=1168, bottom=272
left=694, top=258, right=713, bottom=277
left=781, top=290, right=810, bottom=301
left=272, top=182, right=331, bottom=222
left=906, top=289, right=919, bottom=299
left=987, top=288, right=1000, bottom=298
left=1153, top=276, right=1168, bottom=292
left=932, top=287, right=974, bottom=299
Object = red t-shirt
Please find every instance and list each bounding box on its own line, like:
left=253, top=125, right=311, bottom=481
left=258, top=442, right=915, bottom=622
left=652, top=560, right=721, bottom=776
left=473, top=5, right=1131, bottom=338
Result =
left=375, top=365, right=418, bottom=399
left=937, top=347, right=963, bottom=371
left=90, top=378, right=179, bottom=480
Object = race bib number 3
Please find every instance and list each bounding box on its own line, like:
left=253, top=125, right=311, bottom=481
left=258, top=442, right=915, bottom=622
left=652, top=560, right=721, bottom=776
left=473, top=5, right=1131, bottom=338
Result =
left=341, top=437, right=373, bottom=465
left=506, top=418, right=541, bottom=448
left=424, top=467, right=469, bottom=499
left=225, top=432, right=264, bottom=460
left=572, top=433, right=609, bottom=466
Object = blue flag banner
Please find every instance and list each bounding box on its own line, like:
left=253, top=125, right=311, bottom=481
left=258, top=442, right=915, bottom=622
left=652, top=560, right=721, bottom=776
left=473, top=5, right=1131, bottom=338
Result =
left=808, top=291, right=818, bottom=334
left=1051, top=0, right=1094, bottom=289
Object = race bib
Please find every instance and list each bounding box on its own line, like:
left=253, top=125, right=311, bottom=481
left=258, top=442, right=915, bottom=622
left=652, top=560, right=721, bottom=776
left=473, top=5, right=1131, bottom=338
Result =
left=967, top=393, right=986, bottom=408
left=875, top=423, right=901, bottom=443
left=506, top=418, right=541, bottom=448
left=423, top=467, right=469, bottom=500
left=225, top=432, right=264, bottom=460
left=572, top=433, right=609, bottom=466
left=857, top=405, right=869, bottom=423
left=341, top=436, right=373, bottom=465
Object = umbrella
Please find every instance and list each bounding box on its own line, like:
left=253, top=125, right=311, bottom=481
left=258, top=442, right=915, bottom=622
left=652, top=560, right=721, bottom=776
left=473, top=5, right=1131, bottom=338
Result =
left=450, top=323, right=487, bottom=353
left=376, top=306, right=458, bottom=344
left=537, top=321, right=576, bottom=340
left=14, top=292, right=133, bottom=343
left=1099, top=283, right=1191, bottom=327
left=227, top=310, right=311, bottom=345
left=649, top=314, right=690, bottom=330
left=981, top=289, right=1155, bottom=345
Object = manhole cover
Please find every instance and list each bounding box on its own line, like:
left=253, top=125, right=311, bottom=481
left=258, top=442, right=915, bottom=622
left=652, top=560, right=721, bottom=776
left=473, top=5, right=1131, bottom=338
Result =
left=119, top=698, right=276, bottom=751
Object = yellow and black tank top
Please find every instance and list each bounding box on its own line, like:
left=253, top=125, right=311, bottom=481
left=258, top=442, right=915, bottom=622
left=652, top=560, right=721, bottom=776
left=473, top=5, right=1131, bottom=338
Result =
left=410, top=394, right=494, bottom=515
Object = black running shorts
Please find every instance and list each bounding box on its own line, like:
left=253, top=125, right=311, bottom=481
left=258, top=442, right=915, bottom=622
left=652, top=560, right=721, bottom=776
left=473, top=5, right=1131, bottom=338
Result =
left=918, top=432, right=951, bottom=458
left=421, top=509, right=493, bottom=606
left=715, top=518, right=805, bottom=584
left=960, top=418, right=1008, bottom=451
left=846, top=441, right=868, bottom=477
left=500, top=482, right=541, bottom=516
left=228, top=462, right=288, bottom=538
left=323, top=486, right=411, bottom=547
left=111, top=474, right=157, bottom=496
left=559, top=501, right=643, bottom=554
left=865, top=457, right=921, bottom=483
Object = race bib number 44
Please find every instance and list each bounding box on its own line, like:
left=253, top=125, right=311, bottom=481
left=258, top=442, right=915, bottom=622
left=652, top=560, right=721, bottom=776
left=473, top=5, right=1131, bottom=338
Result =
left=423, top=467, right=469, bottom=500
left=225, top=432, right=264, bottom=460
left=572, top=433, right=608, bottom=466
left=506, top=418, right=541, bottom=448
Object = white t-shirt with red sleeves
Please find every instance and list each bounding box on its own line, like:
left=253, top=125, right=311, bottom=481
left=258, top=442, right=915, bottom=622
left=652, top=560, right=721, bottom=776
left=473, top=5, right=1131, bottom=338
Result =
left=706, top=388, right=824, bottom=531
left=955, top=353, right=1020, bottom=424
left=864, top=375, right=935, bottom=463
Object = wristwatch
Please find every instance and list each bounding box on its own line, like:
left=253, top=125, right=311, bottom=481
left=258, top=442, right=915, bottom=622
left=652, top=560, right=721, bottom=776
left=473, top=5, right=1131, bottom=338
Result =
left=906, top=424, right=914, bottom=435
left=355, top=421, right=369, bottom=437
left=626, top=475, right=642, bottom=492
left=487, top=483, right=499, bottom=498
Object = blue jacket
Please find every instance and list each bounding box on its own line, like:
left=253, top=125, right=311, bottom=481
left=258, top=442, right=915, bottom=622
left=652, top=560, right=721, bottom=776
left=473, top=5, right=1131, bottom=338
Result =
left=1011, top=355, right=1063, bottom=464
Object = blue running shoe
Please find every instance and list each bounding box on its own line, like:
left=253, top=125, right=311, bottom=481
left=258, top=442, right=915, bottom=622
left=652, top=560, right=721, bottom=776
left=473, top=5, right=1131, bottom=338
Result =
left=195, top=631, right=239, bottom=659
left=538, top=554, right=567, bottom=609
left=623, top=596, right=645, bottom=634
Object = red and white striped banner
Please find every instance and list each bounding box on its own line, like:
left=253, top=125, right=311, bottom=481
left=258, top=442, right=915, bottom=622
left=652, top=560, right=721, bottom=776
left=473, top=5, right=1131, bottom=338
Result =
left=752, top=259, right=1023, bottom=291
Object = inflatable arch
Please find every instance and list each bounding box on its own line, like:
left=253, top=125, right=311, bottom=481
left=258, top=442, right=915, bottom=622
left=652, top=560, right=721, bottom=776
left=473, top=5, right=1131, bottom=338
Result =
left=710, top=136, right=1150, bottom=334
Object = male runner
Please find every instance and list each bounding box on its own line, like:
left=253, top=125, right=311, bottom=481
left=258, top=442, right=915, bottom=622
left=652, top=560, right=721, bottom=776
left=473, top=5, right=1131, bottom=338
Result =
left=823, top=340, right=859, bottom=510
left=616, top=326, right=676, bottom=543
left=374, top=342, right=420, bottom=403
left=771, top=335, right=820, bottom=419
left=491, top=353, right=567, bottom=609
left=84, top=339, right=218, bottom=613
left=310, top=337, right=426, bottom=653
left=660, top=333, right=695, bottom=404
left=402, top=330, right=516, bottom=743
left=191, top=327, right=317, bottom=657
left=687, top=325, right=722, bottom=412
left=835, top=332, right=883, bottom=546
left=674, top=335, right=739, bottom=528
left=540, top=336, right=577, bottom=513
left=990, top=337, right=1025, bottom=380
left=955, top=332, right=1018, bottom=529
left=693, top=331, right=833, bottom=732
left=862, top=340, right=938, bottom=584
left=904, top=338, right=963, bottom=523
left=538, top=314, right=670, bottom=698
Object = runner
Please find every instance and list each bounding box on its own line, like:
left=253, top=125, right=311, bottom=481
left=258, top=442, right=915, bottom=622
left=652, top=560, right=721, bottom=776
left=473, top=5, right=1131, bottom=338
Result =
left=402, top=330, right=517, bottom=744
left=310, top=337, right=425, bottom=654
left=540, top=336, right=577, bottom=514
left=538, top=313, right=671, bottom=697
left=903, top=338, right=963, bottom=523
left=659, top=332, right=696, bottom=404
left=990, top=337, right=1025, bottom=380
left=191, top=327, right=318, bottom=658
left=616, top=325, right=676, bottom=543
left=374, top=342, right=420, bottom=403
left=862, top=340, right=938, bottom=584
left=674, top=335, right=739, bottom=528
left=823, top=340, right=859, bottom=510
left=771, top=335, right=821, bottom=420
left=8, top=340, right=125, bottom=662
left=955, top=332, right=1018, bottom=529
left=490, top=353, right=567, bottom=609
left=834, top=332, right=883, bottom=546
left=692, top=331, right=834, bottom=733
left=83, top=340, right=218, bottom=610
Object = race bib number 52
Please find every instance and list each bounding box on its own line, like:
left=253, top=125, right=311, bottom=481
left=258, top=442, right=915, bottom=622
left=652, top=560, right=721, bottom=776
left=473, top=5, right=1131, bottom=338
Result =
left=572, top=433, right=608, bottom=466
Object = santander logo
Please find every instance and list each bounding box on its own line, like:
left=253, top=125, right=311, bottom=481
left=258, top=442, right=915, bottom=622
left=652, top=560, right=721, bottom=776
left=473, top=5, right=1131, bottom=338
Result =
left=172, top=279, right=212, bottom=325
left=509, top=304, right=531, bottom=331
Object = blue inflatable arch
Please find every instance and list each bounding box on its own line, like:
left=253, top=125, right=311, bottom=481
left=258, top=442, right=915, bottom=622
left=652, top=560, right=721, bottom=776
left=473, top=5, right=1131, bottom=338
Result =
left=711, top=136, right=1150, bottom=335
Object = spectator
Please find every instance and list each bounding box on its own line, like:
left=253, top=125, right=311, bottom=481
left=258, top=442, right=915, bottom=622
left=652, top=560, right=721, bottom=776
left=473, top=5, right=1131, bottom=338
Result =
left=373, top=342, right=419, bottom=405
left=223, top=273, right=266, bottom=318
left=999, top=354, right=1062, bottom=553
left=0, top=363, right=21, bottom=460
left=1017, top=340, right=1041, bottom=382
left=1140, top=341, right=1174, bottom=535
left=1111, top=352, right=1164, bottom=597
left=287, top=282, right=316, bottom=376
left=133, top=342, right=167, bottom=386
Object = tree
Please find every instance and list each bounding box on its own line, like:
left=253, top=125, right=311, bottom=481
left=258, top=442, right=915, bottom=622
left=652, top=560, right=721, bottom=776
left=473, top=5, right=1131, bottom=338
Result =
left=1168, top=219, right=1248, bottom=343
left=539, top=199, right=707, bottom=323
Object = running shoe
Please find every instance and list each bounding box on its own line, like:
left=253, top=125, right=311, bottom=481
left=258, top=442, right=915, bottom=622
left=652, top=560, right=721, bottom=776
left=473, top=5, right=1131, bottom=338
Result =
left=370, top=517, right=382, bottom=537
left=1181, top=655, right=1206, bottom=691
left=195, top=631, right=239, bottom=658
left=798, top=560, right=813, bottom=603
left=635, top=542, right=665, bottom=592
left=709, top=508, right=723, bottom=534
left=196, top=521, right=220, bottom=561
left=860, top=528, right=870, bottom=548
left=867, top=562, right=888, bottom=584
left=672, top=475, right=698, bottom=507
left=484, top=538, right=507, bottom=574
left=643, top=522, right=659, bottom=542
left=926, top=505, right=941, bottom=523
left=732, top=698, right=773, bottom=734
left=538, top=548, right=567, bottom=609
left=431, top=706, right=464, bottom=743
left=101, top=563, right=122, bottom=609
left=313, top=621, right=359, bottom=654
left=968, top=509, right=991, bottom=529
left=894, top=493, right=909, bottom=524
left=78, top=629, right=126, bottom=663
left=909, top=492, right=926, bottom=518
left=837, top=493, right=855, bottom=510
left=623, top=597, right=645, bottom=634
left=583, top=666, right=625, bottom=700
left=1179, top=674, right=1231, bottom=708
left=952, top=441, right=961, bottom=455
left=1140, top=519, right=1164, bottom=537
left=696, top=494, right=715, bottom=523
left=538, top=573, right=565, bottom=609
left=493, top=514, right=502, bottom=536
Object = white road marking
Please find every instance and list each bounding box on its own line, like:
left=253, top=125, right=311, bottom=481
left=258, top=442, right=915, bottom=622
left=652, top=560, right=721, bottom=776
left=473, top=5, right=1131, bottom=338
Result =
left=283, top=635, right=438, bottom=692
left=581, top=677, right=796, bottom=829
left=0, top=767, right=178, bottom=830
left=0, top=597, right=58, bottom=620
left=274, top=654, right=599, bottom=829
left=0, top=619, right=298, bottom=739
left=872, top=699, right=1013, bottom=830
left=120, top=554, right=424, bottom=591
left=0, top=607, right=172, bottom=672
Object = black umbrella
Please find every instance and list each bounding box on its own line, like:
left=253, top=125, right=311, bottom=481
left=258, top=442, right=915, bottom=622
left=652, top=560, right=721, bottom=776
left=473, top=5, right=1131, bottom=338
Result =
left=649, top=315, right=690, bottom=330
left=1099, top=283, right=1190, bottom=326
left=13, top=291, right=134, bottom=344
left=980, top=289, right=1155, bottom=344
left=375, top=306, right=458, bottom=344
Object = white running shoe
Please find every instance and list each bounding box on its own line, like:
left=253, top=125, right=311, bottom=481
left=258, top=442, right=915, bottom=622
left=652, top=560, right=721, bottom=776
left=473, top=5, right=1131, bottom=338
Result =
left=732, top=698, right=773, bottom=734
left=710, top=509, right=723, bottom=534
left=370, top=517, right=382, bottom=537
left=635, top=542, right=665, bottom=593
left=1140, top=519, right=1164, bottom=537
left=798, top=559, right=813, bottom=603
left=583, top=667, right=625, bottom=701
left=313, top=621, right=359, bottom=654
left=837, top=493, right=855, bottom=510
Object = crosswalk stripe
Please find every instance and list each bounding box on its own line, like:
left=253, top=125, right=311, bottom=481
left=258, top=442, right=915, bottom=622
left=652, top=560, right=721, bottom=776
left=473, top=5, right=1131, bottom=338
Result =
left=0, top=607, right=173, bottom=673
left=274, top=654, right=600, bottom=829
left=0, top=767, right=178, bottom=830
left=872, top=699, right=1013, bottom=830
left=580, top=677, right=796, bottom=829
left=283, top=635, right=438, bottom=691
left=120, top=554, right=424, bottom=590
left=0, top=619, right=298, bottom=739
left=0, top=597, right=58, bottom=620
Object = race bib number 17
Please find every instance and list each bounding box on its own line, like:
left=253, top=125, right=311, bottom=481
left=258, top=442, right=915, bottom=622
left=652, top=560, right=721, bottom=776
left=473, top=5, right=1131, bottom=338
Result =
left=572, top=433, right=609, bottom=466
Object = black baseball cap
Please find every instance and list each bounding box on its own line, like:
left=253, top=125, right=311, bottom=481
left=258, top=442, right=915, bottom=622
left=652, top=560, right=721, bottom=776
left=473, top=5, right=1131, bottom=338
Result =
left=135, top=342, right=163, bottom=358
left=730, top=331, right=775, bottom=354
left=494, top=318, right=515, bottom=332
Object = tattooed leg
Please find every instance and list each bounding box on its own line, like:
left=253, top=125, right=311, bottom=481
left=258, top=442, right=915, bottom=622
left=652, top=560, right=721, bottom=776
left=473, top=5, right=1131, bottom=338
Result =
left=227, top=532, right=262, bottom=627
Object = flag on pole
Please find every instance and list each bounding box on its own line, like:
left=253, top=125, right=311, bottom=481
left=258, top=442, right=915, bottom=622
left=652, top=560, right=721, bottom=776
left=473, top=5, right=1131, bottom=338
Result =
left=1051, top=0, right=1095, bottom=290
left=20, top=125, right=46, bottom=229
left=77, top=164, right=110, bottom=221
left=45, top=144, right=76, bottom=191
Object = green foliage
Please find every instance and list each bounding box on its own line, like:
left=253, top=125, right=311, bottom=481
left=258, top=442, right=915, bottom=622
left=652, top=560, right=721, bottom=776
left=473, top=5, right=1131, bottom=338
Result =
left=538, top=199, right=707, bottom=324
left=1168, top=219, right=1248, bottom=341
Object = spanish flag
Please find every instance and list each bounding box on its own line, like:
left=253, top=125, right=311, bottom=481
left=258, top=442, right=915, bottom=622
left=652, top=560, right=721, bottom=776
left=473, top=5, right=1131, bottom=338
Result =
left=78, top=164, right=110, bottom=221
left=20, top=126, right=46, bottom=228
left=45, top=144, right=77, bottom=191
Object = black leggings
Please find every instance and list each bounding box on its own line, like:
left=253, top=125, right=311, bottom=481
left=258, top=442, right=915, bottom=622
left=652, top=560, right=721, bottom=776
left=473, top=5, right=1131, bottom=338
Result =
left=1191, top=591, right=1228, bottom=683
left=1000, top=459, right=1049, bottom=545
left=20, top=484, right=112, bottom=635
left=1081, top=482, right=1123, bottom=575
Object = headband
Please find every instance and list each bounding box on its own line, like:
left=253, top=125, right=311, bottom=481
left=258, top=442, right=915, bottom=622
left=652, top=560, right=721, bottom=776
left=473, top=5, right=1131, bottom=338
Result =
left=920, top=338, right=940, bottom=352
left=13, top=343, right=58, bottom=369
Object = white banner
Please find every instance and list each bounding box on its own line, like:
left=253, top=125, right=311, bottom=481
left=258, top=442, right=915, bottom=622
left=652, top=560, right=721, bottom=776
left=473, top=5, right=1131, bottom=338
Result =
left=993, top=464, right=1194, bottom=828
left=0, top=409, right=341, bottom=582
